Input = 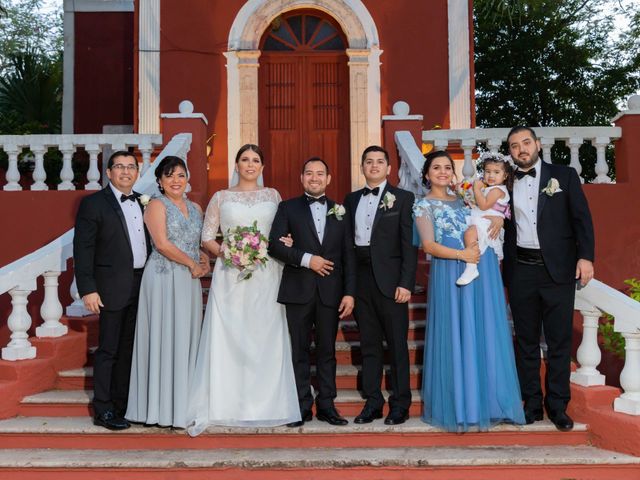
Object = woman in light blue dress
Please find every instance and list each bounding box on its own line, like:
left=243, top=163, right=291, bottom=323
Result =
left=126, top=156, right=209, bottom=428
left=413, top=150, right=524, bottom=432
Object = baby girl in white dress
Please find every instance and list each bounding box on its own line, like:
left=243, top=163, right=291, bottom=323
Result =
left=457, top=153, right=513, bottom=286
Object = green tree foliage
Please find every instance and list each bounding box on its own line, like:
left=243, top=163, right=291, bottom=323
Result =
left=474, top=0, right=640, bottom=127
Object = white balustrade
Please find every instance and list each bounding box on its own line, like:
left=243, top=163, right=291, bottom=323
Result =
left=36, top=271, right=67, bottom=338
left=615, top=333, right=640, bottom=415
left=422, top=125, right=621, bottom=184
left=0, top=134, right=163, bottom=191
left=66, top=276, right=92, bottom=317
left=2, top=285, right=37, bottom=361
left=570, top=308, right=606, bottom=386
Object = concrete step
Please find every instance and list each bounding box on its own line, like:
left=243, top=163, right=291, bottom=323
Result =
left=18, top=389, right=428, bottom=417
left=0, top=446, right=637, bottom=479
left=55, top=364, right=425, bottom=391
left=337, top=319, right=425, bottom=342
left=0, top=416, right=590, bottom=450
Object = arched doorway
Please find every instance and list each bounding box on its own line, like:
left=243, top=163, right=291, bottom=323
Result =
left=258, top=11, right=350, bottom=201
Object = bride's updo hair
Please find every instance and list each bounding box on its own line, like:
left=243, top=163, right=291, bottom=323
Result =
left=235, top=144, right=264, bottom=164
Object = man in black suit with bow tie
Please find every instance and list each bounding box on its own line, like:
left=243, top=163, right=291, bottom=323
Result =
left=504, top=126, right=595, bottom=432
left=343, top=146, right=417, bottom=425
left=74, top=151, right=150, bottom=430
left=269, top=157, right=357, bottom=427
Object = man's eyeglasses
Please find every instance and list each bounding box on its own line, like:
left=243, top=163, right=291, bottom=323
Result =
left=111, top=164, right=138, bottom=171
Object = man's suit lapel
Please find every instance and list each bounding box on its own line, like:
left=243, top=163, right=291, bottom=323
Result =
left=103, top=186, right=133, bottom=251
left=299, top=195, right=322, bottom=247
left=537, top=161, right=551, bottom=223
left=371, top=183, right=390, bottom=234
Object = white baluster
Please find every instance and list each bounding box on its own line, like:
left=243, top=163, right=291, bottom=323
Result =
left=2, top=144, right=21, bottom=191
left=434, top=139, right=448, bottom=151
left=487, top=138, right=502, bottom=155
left=30, top=146, right=48, bottom=190
left=593, top=137, right=612, bottom=184
left=540, top=137, right=554, bottom=164
left=2, top=286, right=37, bottom=361
left=139, top=142, right=153, bottom=175
left=58, top=142, right=76, bottom=190
left=66, top=276, right=92, bottom=317
left=461, top=139, right=476, bottom=180
left=35, top=271, right=68, bottom=338
left=614, top=333, right=640, bottom=415
left=568, top=137, right=583, bottom=183
left=85, top=144, right=101, bottom=190
left=570, top=309, right=605, bottom=386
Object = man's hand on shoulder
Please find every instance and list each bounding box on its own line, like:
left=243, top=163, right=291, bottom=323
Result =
left=83, top=292, right=104, bottom=314
left=394, top=286, right=411, bottom=304
left=576, top=259, right=594, bottom=287
left=338, top=295, right=355, bottom=319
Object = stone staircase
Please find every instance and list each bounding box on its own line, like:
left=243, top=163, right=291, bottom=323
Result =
left=1, top=276, right=639, bottom=478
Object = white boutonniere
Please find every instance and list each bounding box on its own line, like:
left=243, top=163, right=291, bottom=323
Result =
left=541, top=178, right=562, bottom=197
left=379, top=192, right=396, bottom=211
left=327, top=204, right=346, bottom=220
left=139, top=194, right=151, bottom=207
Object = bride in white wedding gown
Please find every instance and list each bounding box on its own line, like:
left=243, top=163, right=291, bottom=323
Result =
left=187, top=145, right=300, bottom=435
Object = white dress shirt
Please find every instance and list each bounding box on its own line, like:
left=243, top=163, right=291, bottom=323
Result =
left=110, top=183, right=147, bottom=268
left=300, top=195, right=328, bottom=268
left=354, top=180, right=387, bottom=246
left=513, top=160, right=541, bottom=249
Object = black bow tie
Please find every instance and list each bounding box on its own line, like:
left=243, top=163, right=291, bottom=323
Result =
left=120, top=193, right=137, bottom=203
left=306, top=195, right=326, bottom=205
left=515, top=169, right=537, bottom=180
left=363, top=186, right=380, bottom=196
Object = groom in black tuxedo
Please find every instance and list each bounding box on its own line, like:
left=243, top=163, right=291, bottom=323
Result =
left=344, top=145, right=417, bottom=425
left=504, top=126, right=594, bottom=432
left=73, top=151, right=150, bottom=430
left=269, top=157, right=357, bottom=427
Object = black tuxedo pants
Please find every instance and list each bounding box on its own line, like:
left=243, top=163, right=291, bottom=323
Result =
left=508, top=263, right=574, bottom=414
left=286, top=297, right=339, bottom=413
left=354, top=255, right=411, bottom=412
left=93, top=270, right=143, bottom=417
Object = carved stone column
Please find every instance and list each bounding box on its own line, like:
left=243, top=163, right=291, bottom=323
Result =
left=346, top=49, right=370, bottom=190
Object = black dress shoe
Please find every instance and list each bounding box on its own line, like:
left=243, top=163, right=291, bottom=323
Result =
left=384, top=409, right=409, bottom=425
left=524, top=409, right=544, bottom=425
left=286, top=410, right=312, bottom=428
left=548, top=410, right=574, bottom=432
left=94, top=410, right=130, bottom=430
left=316, top=407, right=348, bottom=426
left=354, top=406, right=383, bottom=424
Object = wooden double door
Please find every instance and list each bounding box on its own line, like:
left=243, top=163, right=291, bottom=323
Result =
left=258, top=12, right=351, bottom=201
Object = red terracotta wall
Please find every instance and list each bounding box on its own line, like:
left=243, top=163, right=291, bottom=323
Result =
left=74, top=12, right=134, bottom=133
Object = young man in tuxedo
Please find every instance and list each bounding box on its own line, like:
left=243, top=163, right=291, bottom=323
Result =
left=344, top=146, right=417, bottom=425
left=269, top=157, right=357, bottom=427
left=504, top=126, right=595, bottom=432
left=73, top=151, right=150, bottom=430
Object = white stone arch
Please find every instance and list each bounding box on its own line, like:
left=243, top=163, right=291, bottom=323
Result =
left=225, top=0, right=382, bottom=189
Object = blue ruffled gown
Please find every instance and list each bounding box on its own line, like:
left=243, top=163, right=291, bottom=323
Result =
left=414, top=197, right=524, bottom=432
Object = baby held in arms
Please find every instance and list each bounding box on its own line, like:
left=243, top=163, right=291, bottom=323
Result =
left=456, top=153, right=513, bottom=286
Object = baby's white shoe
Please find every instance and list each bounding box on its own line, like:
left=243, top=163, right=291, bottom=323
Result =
left=456, top=264, right=479, bottom=286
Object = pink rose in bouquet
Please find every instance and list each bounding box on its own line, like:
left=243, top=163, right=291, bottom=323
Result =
left=220, top=220, right=269, bottom=280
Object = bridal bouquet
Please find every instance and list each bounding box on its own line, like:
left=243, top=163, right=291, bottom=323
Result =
left=220, top=221, right=269, bottom=281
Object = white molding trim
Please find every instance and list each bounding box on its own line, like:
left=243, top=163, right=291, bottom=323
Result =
left=62, top=1, right=75, bottom=133
left=160, top=113, right=209, bottom=125
left=65, top=0, right=134, bottom=12
left=225, top=0, right=381, bottom=190
left=138, top=0, right=161, bottom=134
left=447, top=0, right=471, bottom=129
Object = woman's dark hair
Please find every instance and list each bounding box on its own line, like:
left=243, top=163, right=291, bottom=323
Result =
left=236, top=144, right=264, bottom=164
left=481, top=156, right=514, bottom=191
left=155, top=156, right=187, bottom=193
left=421, top=150, right=455, bottom=188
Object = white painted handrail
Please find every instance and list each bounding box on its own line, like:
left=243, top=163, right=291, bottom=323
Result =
left=1, top=134, right=162, bottom=191
left=0, top=132, right=193, bottom=361
left=423, top=126, right=621, bottom=184
left=395, top=131, right=428, bottom=197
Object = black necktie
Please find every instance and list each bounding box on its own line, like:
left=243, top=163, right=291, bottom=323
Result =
left=515, top=169, right=537, bottom=180
left=306, top=195, right=326, bottom=205
left=120, top=193, right=137, bottom=203
left=363, top=186, right=380, bottom=196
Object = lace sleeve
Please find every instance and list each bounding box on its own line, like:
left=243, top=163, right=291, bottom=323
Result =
left=202, top=191, right=221, bottom=243
left=413, top=199, right=435, bottom=244
left=271, top=188, right=282, bottom=203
